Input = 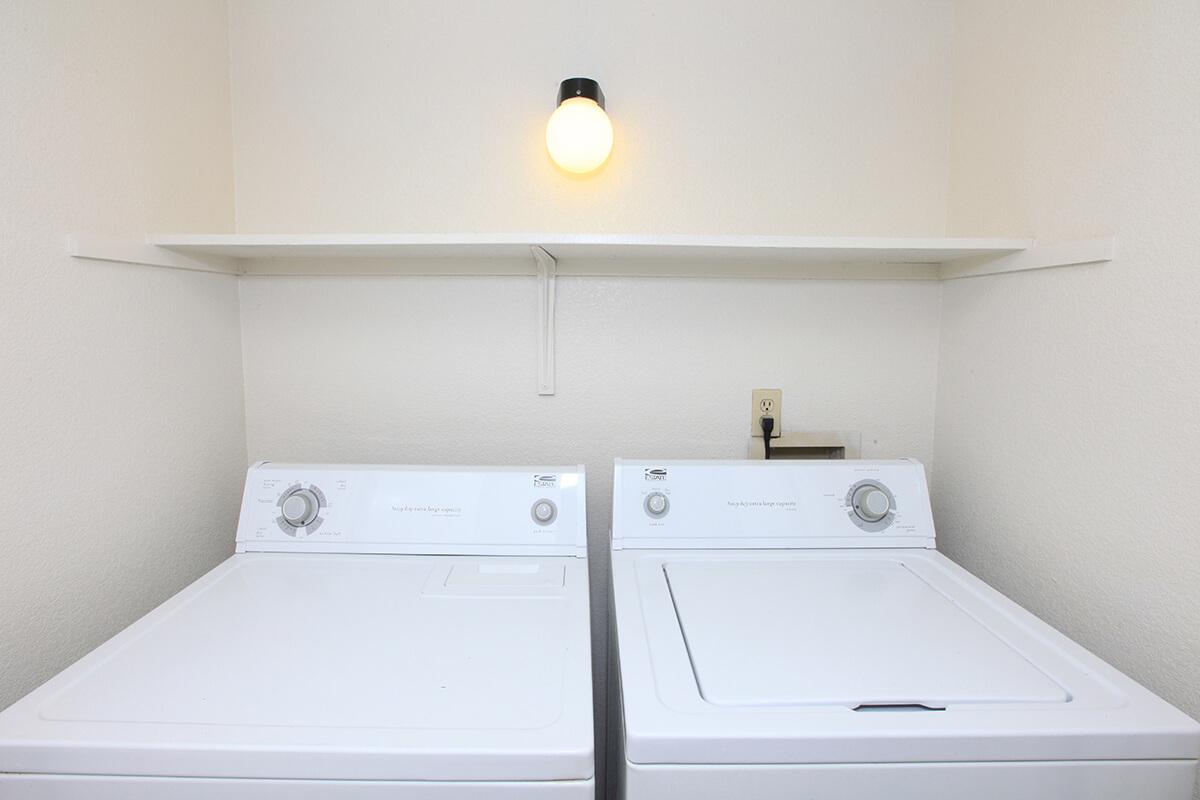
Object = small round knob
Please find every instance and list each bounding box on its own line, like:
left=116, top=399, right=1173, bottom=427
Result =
left=531, top=499, right=557, bottom=525
left=281, top=489, right=319, bottom=527
left=644, top=492, right=670, bottom=518
left=852, top=484, right=891, bottom=523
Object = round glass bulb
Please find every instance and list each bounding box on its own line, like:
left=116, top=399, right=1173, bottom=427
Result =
left=545, top=96, right=614, bottom=174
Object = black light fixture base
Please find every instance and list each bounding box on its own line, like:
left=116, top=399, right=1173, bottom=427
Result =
left=557, top=77, right=605, bottom=110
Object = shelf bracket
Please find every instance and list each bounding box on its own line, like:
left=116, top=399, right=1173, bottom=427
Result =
left=67, top=234, right=243, bottom=274
left=938, top=236, right=1115, bottom=280
left=532, top=246, right=556, bottom=396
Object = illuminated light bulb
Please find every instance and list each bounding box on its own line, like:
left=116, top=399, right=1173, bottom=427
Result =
left=546, top=78, right=613, bottom=175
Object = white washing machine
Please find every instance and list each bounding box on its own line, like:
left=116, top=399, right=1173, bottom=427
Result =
left=0, top=463, right=594, bottom=799
left=609, top=459, right=1200, bottom=799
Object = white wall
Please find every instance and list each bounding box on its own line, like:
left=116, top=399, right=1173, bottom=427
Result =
left=937, top=6, right=1200, bottom=795
left=229, top=0, right=953, bottom=235
left=0, top=1, right=246, bottom=708
left=228, top=2, right=956, bottom=794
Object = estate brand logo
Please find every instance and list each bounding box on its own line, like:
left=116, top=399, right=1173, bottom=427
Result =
left=644, top=468, right=668, bottom=481
left=533, top=474, right=559, bottom=488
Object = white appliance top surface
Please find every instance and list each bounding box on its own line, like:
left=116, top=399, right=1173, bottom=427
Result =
left=0, top=552, right=594, bottom=782
left=666, top=558, right=1067, bottom=707
left=613, top=547, right=1200, bottom=766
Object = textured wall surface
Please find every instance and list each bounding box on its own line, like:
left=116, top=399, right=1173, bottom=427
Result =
left=937, top=5, right=1200, bottom=798
left=0, top=1, right=247, bottom=709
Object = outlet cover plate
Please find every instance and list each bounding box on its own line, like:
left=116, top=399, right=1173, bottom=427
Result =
left=750, top=388, right=782, bottom=437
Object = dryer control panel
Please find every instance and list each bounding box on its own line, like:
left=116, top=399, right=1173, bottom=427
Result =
left=236, top=463, right=586, bottom=557
left=612, top=459, right=934, bottom=550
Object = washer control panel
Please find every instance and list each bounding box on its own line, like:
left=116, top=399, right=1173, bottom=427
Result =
left=613, top=459, right=934, bottom=549
left=236, top=463, right=586, bottom=556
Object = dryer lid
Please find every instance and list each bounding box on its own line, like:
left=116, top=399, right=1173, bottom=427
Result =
left=665, top=558, right=1069, bottom=708
left=0, top=553, right=595, bottom=783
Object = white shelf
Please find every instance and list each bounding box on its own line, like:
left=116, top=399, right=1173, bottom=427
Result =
left=66, top=233, right=1114, bottom=281
left=65, top=232, right=1114, bottom=397
left=147, top=232, right=1034, bottom=270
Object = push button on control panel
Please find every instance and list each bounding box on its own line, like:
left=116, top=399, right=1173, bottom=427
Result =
left=531, top=499, right=558, bottom=526
left=644, top=492, right=670, bottom=518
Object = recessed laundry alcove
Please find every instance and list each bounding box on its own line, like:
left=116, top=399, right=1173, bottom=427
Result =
left=4, top=3, right=1197, bottom=800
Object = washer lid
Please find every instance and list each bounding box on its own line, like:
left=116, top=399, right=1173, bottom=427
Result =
left=613, top=549, right=1200, bottom=766
left=666, top=559, right=1067, bottom=708
left=0, top=553, right=594, bottom=782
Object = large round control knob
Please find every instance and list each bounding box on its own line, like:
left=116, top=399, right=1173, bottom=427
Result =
left=851, top=484, right=892, bottom=523
left=644, top=492, right=670, bottom=518
left=281, top=489, right=320, bottom=527
left=532, top=499, right=557, bottom=525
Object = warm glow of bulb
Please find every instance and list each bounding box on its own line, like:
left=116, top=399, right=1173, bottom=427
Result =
left=545, top=96, right=613, bottom=174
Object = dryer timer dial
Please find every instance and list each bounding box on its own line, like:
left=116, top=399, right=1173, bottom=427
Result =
left=280, top=488, right=320, bottom=527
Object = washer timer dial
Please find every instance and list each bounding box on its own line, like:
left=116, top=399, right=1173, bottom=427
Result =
left=845, top=480, right=896, bottom=532
left=851, top=484, right=891, bottom=523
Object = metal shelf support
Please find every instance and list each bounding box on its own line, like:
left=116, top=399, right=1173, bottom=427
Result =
left=532, top=246, right=556, bottom=396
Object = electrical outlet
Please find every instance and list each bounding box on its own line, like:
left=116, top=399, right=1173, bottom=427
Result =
left=751, top=389, right=782, bottom=437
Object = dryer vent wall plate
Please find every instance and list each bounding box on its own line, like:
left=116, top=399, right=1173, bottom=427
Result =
left=611, top=458, right=935, bottom=550
left=747, top=430, right=861, bottom=460
left=236, top=463, right=588, bottom=557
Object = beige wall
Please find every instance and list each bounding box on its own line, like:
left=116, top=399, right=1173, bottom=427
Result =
left=0, top=1, right=247, bottom=708
left=228, top=0, right=954, bottom=235
left=228, top=2, right=956, bottom=794
left=937, top=6, right=1200, bottom=799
